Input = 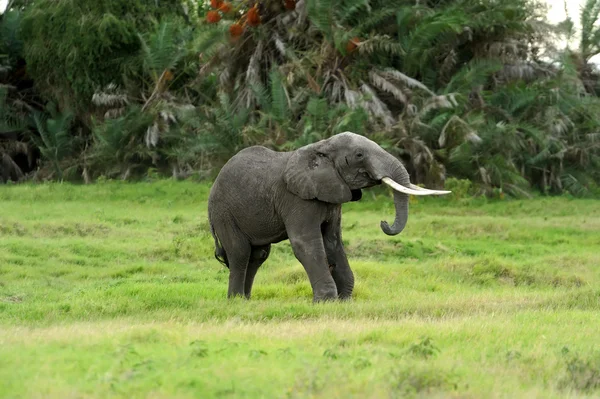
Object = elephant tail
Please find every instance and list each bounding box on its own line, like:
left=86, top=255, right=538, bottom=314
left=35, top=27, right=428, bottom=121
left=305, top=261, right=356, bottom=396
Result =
left=210, top=222, right=229, bottom=268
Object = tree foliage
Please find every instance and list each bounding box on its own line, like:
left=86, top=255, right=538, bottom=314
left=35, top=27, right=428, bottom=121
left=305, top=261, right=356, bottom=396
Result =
left=1, top=0, right=599, bottom=197
left=19, top=0, right=190, bottom=119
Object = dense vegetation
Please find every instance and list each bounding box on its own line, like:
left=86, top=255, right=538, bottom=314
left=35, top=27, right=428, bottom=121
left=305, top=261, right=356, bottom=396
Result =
left=1, top=181, right=599, bottom=397
left=1, top=0, right=600, bottom=196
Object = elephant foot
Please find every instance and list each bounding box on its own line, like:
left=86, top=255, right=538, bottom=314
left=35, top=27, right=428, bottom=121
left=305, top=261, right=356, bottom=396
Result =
left=337, top=292, right=353, bottom=301
left=312, top=281, right=338, bottom=302
left=227, top=292, right=249, bottom=300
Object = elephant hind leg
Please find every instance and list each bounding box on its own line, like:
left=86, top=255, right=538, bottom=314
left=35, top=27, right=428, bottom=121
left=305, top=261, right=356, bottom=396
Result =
left=244, top=244, right=271, bottom=299
left=216, top=222, right=252, bottom=299
left=225, top=244, right=251, bottom=298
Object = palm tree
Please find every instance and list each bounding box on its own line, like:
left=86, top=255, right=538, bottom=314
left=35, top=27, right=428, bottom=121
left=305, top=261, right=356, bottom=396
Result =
left=1, top=7, right=35, bottom=183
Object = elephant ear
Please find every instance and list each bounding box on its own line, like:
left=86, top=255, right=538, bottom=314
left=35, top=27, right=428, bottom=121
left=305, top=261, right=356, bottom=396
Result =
left=284, top=145, right=352, bottom=204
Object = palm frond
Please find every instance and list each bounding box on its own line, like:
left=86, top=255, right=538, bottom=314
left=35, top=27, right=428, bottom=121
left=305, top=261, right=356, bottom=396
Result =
left=139, top=20, right=187, bottom=77
left=92, top=84, right=129, bottom=108
left=270, top=68, right=290, bottom=121
left=338, top=0, right=371, bottom=25
left=368, top=70, right=408, bottom=104
left=356, top=35, right=404, bottom=57
left=380, top=68, right=435, bottom=96
left=580, top=0, right=600, bottom=60
left=421, top=94, right=459, bottom=115
left=306, top=0, right=334, bottom=38
left=360, top=82, right=395, bottom=127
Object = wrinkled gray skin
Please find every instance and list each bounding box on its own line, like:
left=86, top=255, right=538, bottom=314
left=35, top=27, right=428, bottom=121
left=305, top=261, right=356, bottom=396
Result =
left=208, top=132, right=411, bottom=302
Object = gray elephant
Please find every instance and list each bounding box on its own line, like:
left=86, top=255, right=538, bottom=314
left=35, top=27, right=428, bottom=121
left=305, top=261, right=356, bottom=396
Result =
left=208, top=132, right=450, bottom=302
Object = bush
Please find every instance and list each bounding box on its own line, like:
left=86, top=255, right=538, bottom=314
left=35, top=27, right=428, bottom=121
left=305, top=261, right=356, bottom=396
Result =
left=19, top=0, right=188, bottom=120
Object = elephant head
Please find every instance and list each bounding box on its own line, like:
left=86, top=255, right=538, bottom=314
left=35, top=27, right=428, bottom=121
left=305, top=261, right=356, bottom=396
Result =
left=284, top=132, right=450, bottom=235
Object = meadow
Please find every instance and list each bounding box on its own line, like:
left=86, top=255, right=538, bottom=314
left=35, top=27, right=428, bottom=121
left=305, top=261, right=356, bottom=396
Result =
left=0, top=180, right=599, bottom=398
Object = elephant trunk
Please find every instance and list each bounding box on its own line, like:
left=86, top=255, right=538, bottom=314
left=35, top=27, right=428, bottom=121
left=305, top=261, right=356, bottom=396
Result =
left=379, top=159, right=410, bottom=236
left=369, top=151, right=450, bottom=236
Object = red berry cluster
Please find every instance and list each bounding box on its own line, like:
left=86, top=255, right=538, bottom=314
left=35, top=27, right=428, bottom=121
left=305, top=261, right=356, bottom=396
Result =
left=206, top=1, right=299, bottom=41
left=206, top=0, right=232, bottom=24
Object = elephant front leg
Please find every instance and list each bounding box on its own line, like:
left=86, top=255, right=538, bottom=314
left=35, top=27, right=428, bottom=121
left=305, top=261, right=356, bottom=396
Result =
left=287, top=228, right=338, bottom=302
left=323, top=221, right=354, bottom=300
left=325, top=244, right=354, bottom=300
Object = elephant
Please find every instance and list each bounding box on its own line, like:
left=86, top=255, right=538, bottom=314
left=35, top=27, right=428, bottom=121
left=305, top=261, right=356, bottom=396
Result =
left=208, top=132, right=450, bottom=302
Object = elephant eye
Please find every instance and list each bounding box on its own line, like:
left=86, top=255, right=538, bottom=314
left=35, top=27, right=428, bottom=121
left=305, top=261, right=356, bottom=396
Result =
left=356, top=152, right=363, bottom=159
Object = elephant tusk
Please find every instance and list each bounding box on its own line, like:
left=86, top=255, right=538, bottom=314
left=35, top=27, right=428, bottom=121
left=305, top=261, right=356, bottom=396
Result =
left=381, top=177, right=451, bottom=196
left=408, top=183, right=452, bottom=195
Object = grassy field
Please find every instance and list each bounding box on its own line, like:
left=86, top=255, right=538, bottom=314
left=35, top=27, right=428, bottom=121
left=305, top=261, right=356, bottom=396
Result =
left=1, top=180, right=599, bottom=398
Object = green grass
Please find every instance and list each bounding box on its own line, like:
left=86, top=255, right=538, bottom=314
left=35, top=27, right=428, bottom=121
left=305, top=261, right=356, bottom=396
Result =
left=1, top=180, right=599, bottom=398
